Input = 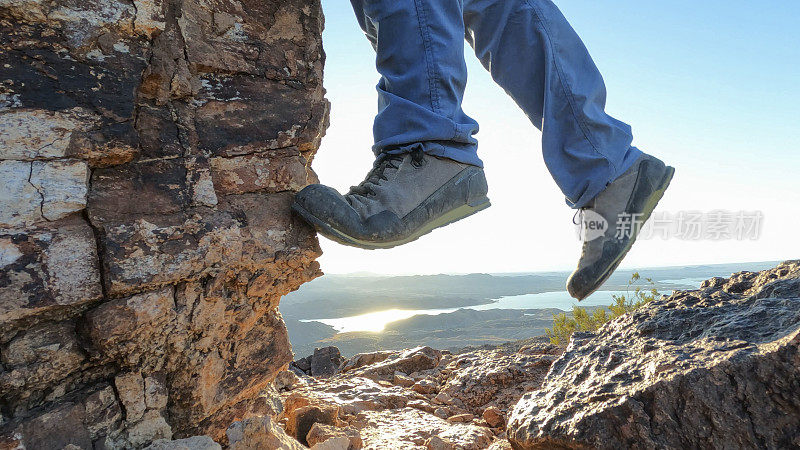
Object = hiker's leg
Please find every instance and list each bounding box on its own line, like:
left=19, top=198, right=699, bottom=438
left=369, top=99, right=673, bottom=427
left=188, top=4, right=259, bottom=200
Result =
left=350, top=0, right=482, bottom=167
left=463, top=0, right=641, bottom=207
left=291, top=1, right=491, bottom=249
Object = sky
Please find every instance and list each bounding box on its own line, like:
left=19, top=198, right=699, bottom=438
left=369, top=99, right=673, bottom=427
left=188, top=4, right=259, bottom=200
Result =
left=312, top=0, right=800, bottom=275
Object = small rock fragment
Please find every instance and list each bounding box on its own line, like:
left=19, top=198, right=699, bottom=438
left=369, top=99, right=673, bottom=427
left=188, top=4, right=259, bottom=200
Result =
left=227, top=416, right=305, bottom=450
left=274, top=369, right=301, bottom=391
left=446, top=413, right=474, bottom=424
left=433, top=392, right=454, bottom=405
left=115, top=372, right=146, bottom=422
left=411, top=379, right=437, bottom=395
left=310, top=435, right=350, bottom=450
left=425, top=435, right=456, bottom=450
left=482, top=406, right=505, bottom=428
left=144, top=436, right=221, bottom=450
left=307, top=423, right=362, bottom=449
left=393, top=372, right=415, bottom=387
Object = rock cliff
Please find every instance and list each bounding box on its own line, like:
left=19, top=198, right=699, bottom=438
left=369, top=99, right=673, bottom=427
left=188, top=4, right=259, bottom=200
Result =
left=0, top=0, right=328, bottom=447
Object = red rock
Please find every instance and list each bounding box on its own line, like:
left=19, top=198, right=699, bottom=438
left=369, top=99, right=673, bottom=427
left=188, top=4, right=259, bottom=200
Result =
left=482, top=406, right=505, bottom=428
left=411, top=379, right=437, bottom=395
left=407, top=400, right=436, bottom=414
left=446, top=414, right=474, bottom=424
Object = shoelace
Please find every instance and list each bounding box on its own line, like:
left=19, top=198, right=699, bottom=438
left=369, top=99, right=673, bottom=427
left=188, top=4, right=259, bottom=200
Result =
left=573, top=208, right=590, bottom=258
left=348, top=149, right=425, bottom=197
left=572, top=209, right=585, bottom=227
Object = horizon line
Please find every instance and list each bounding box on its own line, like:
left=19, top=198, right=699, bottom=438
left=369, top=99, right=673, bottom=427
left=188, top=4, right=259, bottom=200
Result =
left=319, top=259, right=786, bottom=278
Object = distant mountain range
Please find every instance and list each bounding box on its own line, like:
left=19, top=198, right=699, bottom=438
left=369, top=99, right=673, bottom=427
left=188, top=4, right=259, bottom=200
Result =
left=283, top=261, right=781, bottom=357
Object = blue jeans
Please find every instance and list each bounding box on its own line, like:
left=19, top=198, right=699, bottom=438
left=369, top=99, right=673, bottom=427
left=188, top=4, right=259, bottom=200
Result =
left=350, top=0, right=642, bottom=208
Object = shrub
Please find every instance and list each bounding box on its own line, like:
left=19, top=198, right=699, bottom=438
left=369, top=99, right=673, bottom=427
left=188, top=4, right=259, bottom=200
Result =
left=546, top=272, right=660, bottom=345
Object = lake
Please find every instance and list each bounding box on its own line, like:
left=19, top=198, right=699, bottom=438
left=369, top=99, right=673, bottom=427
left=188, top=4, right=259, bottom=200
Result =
left=302, top=289, right=636, bottom=333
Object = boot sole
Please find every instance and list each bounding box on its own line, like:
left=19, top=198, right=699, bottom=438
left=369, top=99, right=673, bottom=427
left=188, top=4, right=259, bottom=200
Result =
left=575, top=165, right=676, bottom=300
left=292, top=198, right=491, bottom=250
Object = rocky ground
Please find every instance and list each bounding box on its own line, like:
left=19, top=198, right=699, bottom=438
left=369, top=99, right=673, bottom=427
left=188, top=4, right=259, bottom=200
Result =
left=508, top=260, right=800, bottom=449
left=166, top=260, right=798, bottom=450
left=275, top=339, right=561, bottom=449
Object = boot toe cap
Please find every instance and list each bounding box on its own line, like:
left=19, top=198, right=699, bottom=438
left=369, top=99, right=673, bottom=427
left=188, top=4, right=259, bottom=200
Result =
left=566, top=270, right=592, bottom=301
left=295, top=184, right=339, bottom=208
left=293, top=184, right=366, bottom=235
left=294, top=184, right=353, bottom=218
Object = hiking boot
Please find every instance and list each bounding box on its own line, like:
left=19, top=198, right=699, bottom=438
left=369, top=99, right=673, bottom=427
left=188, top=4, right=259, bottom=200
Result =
left=292, top=149, right=490, bottom=249
left=567, top=154, right=675, bottom=300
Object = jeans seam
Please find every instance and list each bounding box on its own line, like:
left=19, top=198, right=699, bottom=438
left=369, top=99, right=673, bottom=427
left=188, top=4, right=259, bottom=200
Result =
left=523, top=0, right=618, bottom=175
left=413, top=0, right=442, bottom=115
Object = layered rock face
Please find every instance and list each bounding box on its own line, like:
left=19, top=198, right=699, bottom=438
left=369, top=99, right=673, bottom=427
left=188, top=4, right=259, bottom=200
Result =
left=508, top=261, right=800, bottom=449
left=0, top=0, right=328, bottom=447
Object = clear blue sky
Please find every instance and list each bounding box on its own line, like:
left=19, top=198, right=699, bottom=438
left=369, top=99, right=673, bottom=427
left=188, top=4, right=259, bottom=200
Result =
left=313, top=0, right=800, bottom=274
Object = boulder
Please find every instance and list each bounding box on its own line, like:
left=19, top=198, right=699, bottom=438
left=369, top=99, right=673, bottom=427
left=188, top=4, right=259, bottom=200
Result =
left=0, top=219, right=102, bottom=332
left=0, top=159, right=88, bottom=228
left=344, top=347, right=442, bottom=380
left=0, top=321, right=86, bottom=409
left=311, top=346, right=345, bottom=377
left=338, top=351, right=394, bottom=374
left=508, top=260, right=800, bottom=449
left=115, top=372, right=147, bottom=422
left=411, top=379, right=438, bottom=395
left=294, top=355, right=313, bottom=373
left=126, top=410, right=173, bottom=447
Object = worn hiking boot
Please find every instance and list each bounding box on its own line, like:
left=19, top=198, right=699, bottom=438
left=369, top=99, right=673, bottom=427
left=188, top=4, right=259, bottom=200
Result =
left=567, top=154, right=675, bottom=300
left=292, top=149, right=490, bottom=249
